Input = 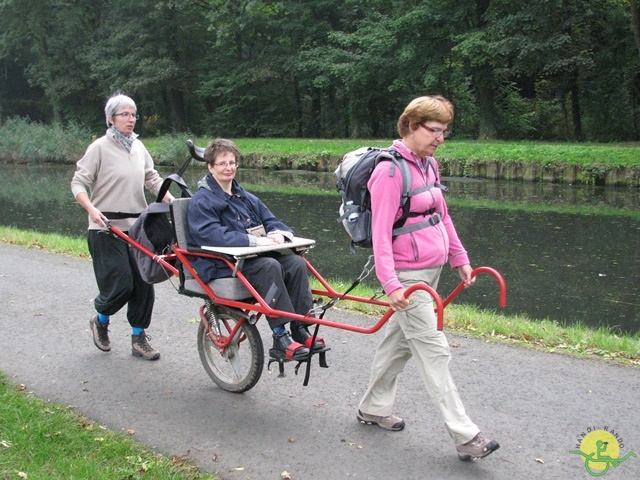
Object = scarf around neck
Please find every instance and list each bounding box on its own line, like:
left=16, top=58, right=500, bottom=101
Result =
left=109, top=125, right=137, bottom=153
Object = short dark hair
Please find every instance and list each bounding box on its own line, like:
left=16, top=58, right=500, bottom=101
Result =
left=203, top=138, right=241, bottom=165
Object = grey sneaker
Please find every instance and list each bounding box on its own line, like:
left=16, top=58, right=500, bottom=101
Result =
left=131, top=333, right=160, bottom=360
left=90, top=315, right=111, bottom=352
left=357, top=409, right=405, bottom=431
left=456, top=432, right=500, bottom=460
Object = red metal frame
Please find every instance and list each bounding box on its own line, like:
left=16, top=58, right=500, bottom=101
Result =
left=109, top=225, right=506, bottom=336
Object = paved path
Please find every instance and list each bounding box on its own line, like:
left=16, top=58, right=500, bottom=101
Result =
left=1, top=244, right=639, bottom=480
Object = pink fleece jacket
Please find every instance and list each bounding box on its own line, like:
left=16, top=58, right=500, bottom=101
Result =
left=368, top=140, right=470, bottom=295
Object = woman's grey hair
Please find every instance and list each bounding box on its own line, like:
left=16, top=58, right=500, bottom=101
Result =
left=104, top=94, right=136, bottom=126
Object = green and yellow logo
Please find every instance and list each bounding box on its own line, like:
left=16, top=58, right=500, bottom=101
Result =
left=569, top=428, right=636, bottom=477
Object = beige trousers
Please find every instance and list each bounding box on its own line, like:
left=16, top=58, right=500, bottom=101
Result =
left=358, top=266, right=479, bottom=445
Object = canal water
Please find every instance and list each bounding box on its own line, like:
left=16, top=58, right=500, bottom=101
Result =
left=1, top=164, right=638, bottom=334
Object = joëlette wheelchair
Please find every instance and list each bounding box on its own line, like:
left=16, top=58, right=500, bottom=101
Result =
left=108, top=140, right=507, bottom=393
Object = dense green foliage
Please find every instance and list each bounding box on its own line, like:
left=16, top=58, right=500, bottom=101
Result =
left=1, top=0, right=639, bottom=142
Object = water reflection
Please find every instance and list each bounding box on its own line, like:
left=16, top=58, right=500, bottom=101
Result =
left=1, top=164, right=638, bottom=333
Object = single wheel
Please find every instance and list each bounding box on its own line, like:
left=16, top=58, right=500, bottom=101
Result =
left=197, top=304, right=264, bottom=393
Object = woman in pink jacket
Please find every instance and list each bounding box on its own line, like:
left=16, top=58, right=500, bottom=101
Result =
left=356, top=95, right=500, bottom=461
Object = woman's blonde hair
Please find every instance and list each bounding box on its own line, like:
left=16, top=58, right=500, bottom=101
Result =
left=397, top=95, right=454, bottom=137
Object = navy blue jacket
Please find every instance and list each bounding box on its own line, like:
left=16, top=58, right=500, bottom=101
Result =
left=187, top=174, right=293, bottom=281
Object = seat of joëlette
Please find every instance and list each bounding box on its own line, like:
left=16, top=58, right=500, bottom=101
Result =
left=170, top=197, right=252, bottom=300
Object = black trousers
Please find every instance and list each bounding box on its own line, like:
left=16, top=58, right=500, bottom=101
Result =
left=88, top=230, right=154, bottom=329
left=240, top=252, right=313, bottom=331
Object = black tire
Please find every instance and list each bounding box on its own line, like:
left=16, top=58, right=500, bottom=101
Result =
left=197, top=305, right=264, bottom=393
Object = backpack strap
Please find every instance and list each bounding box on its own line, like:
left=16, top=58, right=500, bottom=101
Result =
left=392, top=213, right=441, bottom=236
left=379, top=151, right=447, bottom=239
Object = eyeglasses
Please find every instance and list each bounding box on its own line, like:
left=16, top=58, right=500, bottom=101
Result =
left=420, top=124, right=450, bottom=138
left=112, top=112, right=139, bottom=120
left=213, top=161, right=238, bottom=168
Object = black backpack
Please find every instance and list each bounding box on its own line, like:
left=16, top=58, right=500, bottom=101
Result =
left=335, top=146, right=446, bottom=251
left=128, top=171, right=192, bottom=284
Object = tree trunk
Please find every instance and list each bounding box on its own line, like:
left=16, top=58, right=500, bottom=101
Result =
left=570, top=70, right=583, bottom=141
left=473, top=74, right=497, bottom=140
left=168, top=87, right=185, bottom=132
left=631, top=0, right=640, bottom=58
left=348, top=89, right=360, bottom=138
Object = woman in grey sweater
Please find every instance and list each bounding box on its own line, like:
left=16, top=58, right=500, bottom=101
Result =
left=71, top=93, right=173, bottom=360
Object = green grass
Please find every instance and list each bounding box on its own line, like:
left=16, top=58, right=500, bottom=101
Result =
left=435, top=140, right=640, bottom=167
left=0, top=227, right=89, bottom=258
left=0, top=373, right=216, bottom=480
left=144, top=137, right=640, bottom=168
left=144, top=137, right=391, bottom=159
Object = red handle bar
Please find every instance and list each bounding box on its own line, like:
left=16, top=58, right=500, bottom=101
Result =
left=442, top=267, right=507, bottom=310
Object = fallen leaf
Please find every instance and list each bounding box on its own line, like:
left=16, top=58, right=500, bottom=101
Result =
left=535, top=458, right=544, bottom=464
left=16, top=384, right=26, bottom=391
left=449, top=342, right=460, bottom=348
left=126, top=430, right=135, bottom=435
left=281, top=471, right=292, bottom=479
left=1, top=440, right=11, bottom=448
left=18, top=472, right=27, bottom=479
left=211, top=454, right=218, bottom=462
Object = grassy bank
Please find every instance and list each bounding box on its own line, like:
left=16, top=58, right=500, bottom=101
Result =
left=1, top=118, right=638, bottom=174
left=144, top=137, right=640, bottom=167
left=144, top=136, right=640, bottom=169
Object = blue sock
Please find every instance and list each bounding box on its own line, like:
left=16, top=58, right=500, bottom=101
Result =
left=272, top=325, right=287, bottom=336
left=97, top=313, right=110, bottom=324
left=132, top=327, right=144, bottom=336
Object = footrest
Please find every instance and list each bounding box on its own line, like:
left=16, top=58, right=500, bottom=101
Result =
left=268, top=348, right=330, bottom=379
left=268, top=348, right=301, bottom=378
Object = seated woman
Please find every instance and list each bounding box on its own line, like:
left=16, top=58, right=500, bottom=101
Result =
left=187, top=138, right=327, bottom=361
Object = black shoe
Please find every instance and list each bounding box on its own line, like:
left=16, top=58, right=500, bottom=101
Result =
left=272, top=332, right=310, bottom=360
left=290, top=323, right=329, bottom=352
